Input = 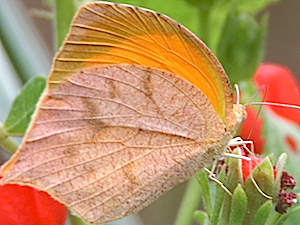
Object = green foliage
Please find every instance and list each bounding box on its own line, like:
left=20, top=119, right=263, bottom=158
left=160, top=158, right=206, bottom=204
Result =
left=194, top=210, right=209, bottom=224
left=210, top=166, right=227, bottom=225
left=195, top=151, right=297, bottom=225
left=251, top=200, right=273, bottom=225
left=196, top=170, right=213, bottom=217
left=220, top=148, right=243, bottom=223
left=55, top=0, right=77, bottom=49
left=4, top=76, right=46, bottom=135
left=243, top=157, right=274, bottom=224
left=274, top=154, right=287, bottom=196
left=216, top=13, right=268, bottom=84
left=229, top=184, right=247, bottom=225
left=235, top=0, right=280, bottom=14
left=274, top=206, right=300, bottom=225
left=263, top=110, right=300, bottom=186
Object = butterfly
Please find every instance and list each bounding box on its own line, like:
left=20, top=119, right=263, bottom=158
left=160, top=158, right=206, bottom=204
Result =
left=0, top=1, right=246, bottom=224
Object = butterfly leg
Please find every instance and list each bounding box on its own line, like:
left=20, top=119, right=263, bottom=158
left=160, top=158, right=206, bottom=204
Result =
left=227, top=137, right=272, bottom=199
left=204, top=163, right=232, bottom=197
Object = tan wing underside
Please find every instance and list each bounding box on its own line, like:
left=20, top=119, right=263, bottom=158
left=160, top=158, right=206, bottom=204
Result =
left=51, top=1, right=234, bottom=122
left=1, top=65, right=229, bottom=224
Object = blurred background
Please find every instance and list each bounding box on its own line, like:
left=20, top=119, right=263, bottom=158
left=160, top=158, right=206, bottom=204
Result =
left=0, top=0, right=299, bottom=224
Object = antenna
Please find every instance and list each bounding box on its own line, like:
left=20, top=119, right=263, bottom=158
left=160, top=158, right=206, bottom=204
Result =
left=234, top=84, right=240, bottom=105
left=245, top=102, right=300, bottom=110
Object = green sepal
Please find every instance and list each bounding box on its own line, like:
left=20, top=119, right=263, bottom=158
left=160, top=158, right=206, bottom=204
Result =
left=220, top=147, right=243, bottom=224
left=251, top=200, right=273, bottom=225
left=273, top=153, right=287, bottom=197
left=243, top=156, right=274, bottom=224
left=229, top=184, right=247, bottom=225
left=265, top=211, right=282, bottom=225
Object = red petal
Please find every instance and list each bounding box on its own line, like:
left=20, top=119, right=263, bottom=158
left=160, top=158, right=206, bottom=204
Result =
left=241, top=156, right=264, bottom=183
left=239, top=107, right=265, bottom=155
left=253, top=63, right=300, bottom=124
left=0, top=176, right=67, bottom=225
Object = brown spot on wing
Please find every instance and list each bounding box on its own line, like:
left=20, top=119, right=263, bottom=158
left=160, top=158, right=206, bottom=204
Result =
left=122, top=162, right=140, bottom=187
left=82, top=97, right=106, bottom=129
left=142, top=68, right=152, bottom=97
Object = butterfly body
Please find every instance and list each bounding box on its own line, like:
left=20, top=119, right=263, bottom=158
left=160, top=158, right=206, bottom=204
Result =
left=1, top=2, right=246, bottom=224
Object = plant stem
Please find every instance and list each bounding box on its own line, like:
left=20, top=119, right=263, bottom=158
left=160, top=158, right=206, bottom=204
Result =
left=0, top=137, right=19, bottom=155
left=0, top=123, right=18, bottom=154
left=174, top=176, right=202, bottom=225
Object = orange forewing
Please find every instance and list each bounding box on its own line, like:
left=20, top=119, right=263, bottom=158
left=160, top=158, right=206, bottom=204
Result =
left=51, top=2, right=233, bottom=121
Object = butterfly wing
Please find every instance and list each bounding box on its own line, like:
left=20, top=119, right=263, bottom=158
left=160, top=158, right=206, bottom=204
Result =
left=52, top=1, right=234, bottom=122
left=1, top=65, right=229, bottom=224
left=0, top=2, right=244, bottom=224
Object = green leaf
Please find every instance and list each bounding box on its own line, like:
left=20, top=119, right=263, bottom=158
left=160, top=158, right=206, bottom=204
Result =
left=243, top=157, right=274, bottom=224
left=220, top=147, right=243, bottom=224
left=265, top=211, right=282, bottom=225
left=216, top=12, right=267, bottom=84
left=204, top=2, right=229, bottom=52
left=274, top=206, right=300, bottom=225
left=4, top=76, right=46, bottom=135
left=229, top=184, right=247, bottom=225
left=195, top=170, right=212, bottom=217
left=251, top=200, right=273, bottom=225
left=211, top=165, right=227, bottom=225
left=283, top=208, right=300, bottom=225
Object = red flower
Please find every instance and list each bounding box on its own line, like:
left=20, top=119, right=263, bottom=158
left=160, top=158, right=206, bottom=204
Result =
left=253, top=63, right=300, bottom=125
left=239, top=63, right=300, bottom=154
left=239, top=107, right=265, bottom=155
left=241, top=154, right=264, bottom=183
left=0, top=176, right=67, bottom=225
left=240, top=155, right=297, bottom=214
